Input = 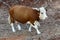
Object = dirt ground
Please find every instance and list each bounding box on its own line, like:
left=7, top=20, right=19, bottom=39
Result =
left=0, top=0, right=60, bottom=40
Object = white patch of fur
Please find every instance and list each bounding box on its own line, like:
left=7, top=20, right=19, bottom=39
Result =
left=39, top=7, right=48, bottom=20
left=8, top=15, right=11, bottom=24
left=28, top=24, right=32, bottom=32
left=34, top=21, right=40, bottom=27
left=17, top=24, right=21, bottom=30
left=32, top=8, right=39, bottom=11
left=27, top=21, right=31, bottom=24
left=10, top=23, right=16, bottom=32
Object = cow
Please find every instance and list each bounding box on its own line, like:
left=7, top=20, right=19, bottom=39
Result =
left=8, top=5, right=48, bottom=34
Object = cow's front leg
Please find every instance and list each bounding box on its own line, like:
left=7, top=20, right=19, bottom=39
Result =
left=33, top=25, right=41, bottom=34
left=33, top=21, right=41, bottom=34
left=34, top=21, right=40, bottom=27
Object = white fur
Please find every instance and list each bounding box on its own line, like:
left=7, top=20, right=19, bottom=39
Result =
left=10, top=23, right=16, bottom=32
left=32, top=8, right=39, bottom=11
left=8, top=15, right=11, bottom=24
left=27, top=21, right=31, bottom=24
left=34, top=21, right=40, bottom=27
left=17, top=24, right=21, bottom=30
left=28, top=24, right=32, bottom=32
left=39, top=7, right=47, bottom=20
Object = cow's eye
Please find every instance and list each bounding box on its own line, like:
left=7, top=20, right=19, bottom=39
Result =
left=41, top=13, right=43, bottom=14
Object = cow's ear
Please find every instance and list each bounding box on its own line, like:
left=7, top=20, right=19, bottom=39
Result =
left=33, top=9, right=40, bottom=13
left=32, top=8, right=40, bottom=11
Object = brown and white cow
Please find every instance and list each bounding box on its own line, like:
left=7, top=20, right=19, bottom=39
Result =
left=8, top=5, right=48, bottom=34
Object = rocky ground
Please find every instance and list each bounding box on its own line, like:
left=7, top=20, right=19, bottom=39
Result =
left=0, top=0, right=60, bottom=40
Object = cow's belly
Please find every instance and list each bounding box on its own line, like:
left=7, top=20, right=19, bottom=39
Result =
left=14, top=17, right=28, bottom=24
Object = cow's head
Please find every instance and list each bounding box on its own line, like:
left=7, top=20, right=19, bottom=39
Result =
left=39, top=7, right=48, bottom=20
left=32, top=7, right=48, bottom=20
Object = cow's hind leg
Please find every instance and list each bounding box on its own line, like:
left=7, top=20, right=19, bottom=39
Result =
left=8, top=16, right=16, bottom=32
left=10, top=23, right=16, bottom=32
left=15, top=21, right=21, bottom=30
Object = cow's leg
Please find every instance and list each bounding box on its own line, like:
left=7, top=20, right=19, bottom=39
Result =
left=33, top=25, right=41, bottom=34
left=10, top=23, right=16, bottom=32
left=17, top=24, right=21, bottom=30
left=15, top=21, right=21, bottom=30
left=27, top=21, right=41, bottom=34
left=29, top=23, right=41, bottom=34
left=8, top=16, right=16, bottom=32
left=33, top=21, right=41, bottom=34
left=34, top=21, right=40, bottom=27
left=27, top=21, right=32, bottom=32
left=29, top=24, right=32, bottom=32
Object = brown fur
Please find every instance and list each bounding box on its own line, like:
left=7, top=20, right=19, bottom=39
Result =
left=9, top=5, right=40, bottom=25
